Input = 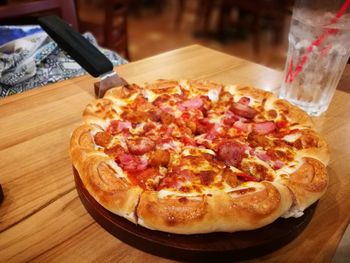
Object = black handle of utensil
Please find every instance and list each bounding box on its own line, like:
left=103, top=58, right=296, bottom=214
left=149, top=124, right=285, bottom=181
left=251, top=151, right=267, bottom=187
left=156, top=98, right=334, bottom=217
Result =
left=38, top=15, right=113, bottom=77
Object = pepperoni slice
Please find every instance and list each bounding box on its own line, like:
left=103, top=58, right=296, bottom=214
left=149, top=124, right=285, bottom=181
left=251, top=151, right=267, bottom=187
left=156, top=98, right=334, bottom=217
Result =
left=94, top=131, right=112, bottom=147
left=216, top=141, right=246, bottom=167
left=230, top=102, right=257, bottom=119
left=253, top=121, right=276, bottom=135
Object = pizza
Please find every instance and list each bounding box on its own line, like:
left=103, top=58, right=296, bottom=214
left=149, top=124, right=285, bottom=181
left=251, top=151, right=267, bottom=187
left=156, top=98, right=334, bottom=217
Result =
left=70, top=79, right=329, bottom=234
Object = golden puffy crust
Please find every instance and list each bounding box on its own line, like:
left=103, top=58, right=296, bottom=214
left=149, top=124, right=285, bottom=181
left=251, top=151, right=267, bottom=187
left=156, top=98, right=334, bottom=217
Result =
left=297, top=129, right=330, bottom=165
left=145, top=79, right=180, bottom=94
left=70, top=124, right=96, bottom=151
left=83, top=98, right=117, bottom=122
left=70, top=124, right=142, bottom=223
left=234, top=86, right=274, bottom=102
left=136, top=182, right=292, bottom=234
left=206, top=182, right=292, bottom=232
left=137, top=191, right=210, bottom=234
left=70, top=124, right=97, bottom=171
left=281, top=157, right=328, bottom=210
left=273, top=99, right=313, bottom=126
left=79, top=154, right=143, bottom=223
left=104, top=83, right=140, bottom=100
left=188, top=79, right=224, bottom=92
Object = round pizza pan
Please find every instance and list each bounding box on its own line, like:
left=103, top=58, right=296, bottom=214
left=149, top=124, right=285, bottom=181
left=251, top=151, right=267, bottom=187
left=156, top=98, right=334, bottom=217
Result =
left=73, top=167, right=317, bottom=262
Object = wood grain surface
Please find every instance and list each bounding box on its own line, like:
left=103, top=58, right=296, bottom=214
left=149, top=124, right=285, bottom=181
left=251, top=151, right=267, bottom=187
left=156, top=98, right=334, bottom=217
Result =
left=0, top=45, right=349, bottom=262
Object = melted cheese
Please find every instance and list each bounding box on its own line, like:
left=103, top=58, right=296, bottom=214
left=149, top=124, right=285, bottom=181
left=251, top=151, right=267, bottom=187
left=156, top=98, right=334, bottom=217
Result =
left=106, top=160, right=127, bottom=179
left=275, top=155, right=304, bottom=180
left=208, top=89, right=220, bottom=102
left=283, top=133, right=302, bottom=143
left=142, top=89, right=158, bottom=102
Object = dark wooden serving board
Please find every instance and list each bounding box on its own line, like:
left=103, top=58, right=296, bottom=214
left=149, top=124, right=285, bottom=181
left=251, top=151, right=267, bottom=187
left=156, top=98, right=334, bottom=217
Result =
left=73, top=168, right=317, bottom=262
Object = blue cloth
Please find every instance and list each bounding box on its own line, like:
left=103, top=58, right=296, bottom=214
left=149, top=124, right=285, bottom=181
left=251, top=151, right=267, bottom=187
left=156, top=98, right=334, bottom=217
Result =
left=0, top=26, right=43, bottom=46
left=0, top=25, right=128, bottom=97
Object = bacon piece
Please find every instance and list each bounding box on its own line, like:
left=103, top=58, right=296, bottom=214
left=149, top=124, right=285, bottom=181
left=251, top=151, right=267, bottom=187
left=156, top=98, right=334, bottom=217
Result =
left=118, top=121, right=132, bottom=131
left=158, top=169, right=194, bottom=190
left=148, top=149, right=170, bottom=167
left=216, top=141, right=246, bottom=167
left=197, top=171, right=215, bottom=186
left=272, top=160, right=284, bottom=170
left=222, top=168, right=239, bottom=188
left=205, top=123, right=221, bottom=140
left=132, top=96, right=153, bottom=111
left=179, top=96, right=203, bottom=110
left=105, top=145, right=126, bottom=159
left=126, top=137, right=155, bottom=155
left=106, top=120, right=131, bottom=135
left=128, top=167, right=159, bottom=189
left=222, top=110, right=240, bottom=125
left=199, top=95, right=212, bottom=115
left=247, top=133, right=271, bottom=147
left=253, top=149, right=285, bottom=170
left=230, top=102, right=257, bottom=119
left=255, top=151, right=271, bottom=162
left=253, top=121, right=276, bottom=135
left=195, top=118, right=214, bottom=135
left=142, top=122, right=156, bottom=134
left=233, top=121, right=252, bottom=133
left=184, top=120, right=197, bottom=134
left=160, top=111, right=175, bottom=125
left=236, top=172, right=259, bottom=182
left=267, top=109, right=278, bottom=119
left=121, top=111, right=149, bottom=123
left=106, top=120, right=119, bottom=135
left=165, top=126, right=174, bottom=137
left=181, top=136, right=197, bottom=146
left=148, top=108, right=162, bottom=122
left=94, top=131, right=112, bottom=147
left=118, top=153, right=148, bottom=172
left=153, top=94, right=171, bottom=107
left=276, top=120, right=289, bottom=129
left=240, top=161, right=270, bottom=181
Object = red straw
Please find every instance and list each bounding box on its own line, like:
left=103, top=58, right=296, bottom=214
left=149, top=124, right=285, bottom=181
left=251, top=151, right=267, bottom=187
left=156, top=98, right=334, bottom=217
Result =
left=286, top=0, right=350, bottom=84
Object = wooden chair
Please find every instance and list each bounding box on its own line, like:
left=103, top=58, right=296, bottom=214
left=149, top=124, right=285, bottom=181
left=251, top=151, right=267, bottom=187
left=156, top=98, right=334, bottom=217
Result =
left=77, top=0, right=130, bottom=60
left=175, top=0, right=215, bottom=34
left=216, top=0, right=291, bottom=54
left=0, top=0, right=78, bottom=30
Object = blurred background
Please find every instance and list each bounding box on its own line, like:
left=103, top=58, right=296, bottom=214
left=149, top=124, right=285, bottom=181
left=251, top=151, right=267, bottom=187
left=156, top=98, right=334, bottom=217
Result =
left=1, top=0, right=295, bottom=70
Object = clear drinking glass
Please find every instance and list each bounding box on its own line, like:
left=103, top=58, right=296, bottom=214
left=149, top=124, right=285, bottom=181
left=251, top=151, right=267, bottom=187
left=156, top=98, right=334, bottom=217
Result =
left=280, top=0, right=350, bottom=116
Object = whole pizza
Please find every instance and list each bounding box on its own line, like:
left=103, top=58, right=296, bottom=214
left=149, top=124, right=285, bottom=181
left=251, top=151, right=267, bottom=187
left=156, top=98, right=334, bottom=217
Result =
left=70, top=79, right=329, bottom=234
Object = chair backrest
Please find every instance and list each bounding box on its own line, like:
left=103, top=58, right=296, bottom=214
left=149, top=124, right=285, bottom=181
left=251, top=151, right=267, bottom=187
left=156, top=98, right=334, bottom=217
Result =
left=77, top=0, right=130, bottom=60
left=103, top=0, right=129, bottom=59
left=0, top=0, right=78, bottom=30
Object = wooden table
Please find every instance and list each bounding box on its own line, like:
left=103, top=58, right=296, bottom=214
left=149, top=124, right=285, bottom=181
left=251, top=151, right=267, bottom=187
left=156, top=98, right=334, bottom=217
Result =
left=1, top=45, right=349, bottom=262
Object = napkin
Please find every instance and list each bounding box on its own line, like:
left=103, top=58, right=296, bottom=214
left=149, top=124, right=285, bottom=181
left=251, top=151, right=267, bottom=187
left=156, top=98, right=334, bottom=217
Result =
left=0, top=25, right=128, bottom=97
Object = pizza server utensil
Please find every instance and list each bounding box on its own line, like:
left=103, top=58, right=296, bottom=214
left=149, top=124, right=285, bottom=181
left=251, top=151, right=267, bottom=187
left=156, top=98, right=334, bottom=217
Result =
left=38, top=15, right=128, bottom=98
